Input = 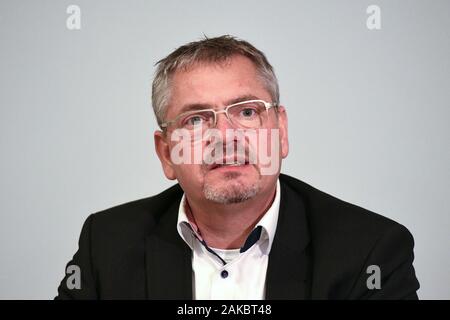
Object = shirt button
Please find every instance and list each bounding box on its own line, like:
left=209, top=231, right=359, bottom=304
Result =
left=220, top=270, right=229, bottom=279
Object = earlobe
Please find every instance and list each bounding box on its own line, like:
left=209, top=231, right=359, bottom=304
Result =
left=154, top=131, right=177, bottom=180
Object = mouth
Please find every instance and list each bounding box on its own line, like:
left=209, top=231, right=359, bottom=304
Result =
left=208, top=159, right=251, bottom=171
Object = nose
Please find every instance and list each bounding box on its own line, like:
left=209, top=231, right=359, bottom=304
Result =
left=211, top=111, right=241, bottom=155
left=214, top=111, right=236, bottom=131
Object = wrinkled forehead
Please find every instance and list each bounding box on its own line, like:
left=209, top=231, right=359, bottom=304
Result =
left=166, top=56, right=271, bottom=116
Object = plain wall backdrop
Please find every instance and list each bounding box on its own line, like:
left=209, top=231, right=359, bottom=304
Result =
left=0, top=0, right=449, bottom=299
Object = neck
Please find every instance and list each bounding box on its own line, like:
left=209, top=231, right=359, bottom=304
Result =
left=185, top=183, right=277, bottom=250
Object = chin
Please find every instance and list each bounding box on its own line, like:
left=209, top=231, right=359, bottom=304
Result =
left=202, top=173, right=261, bottom=205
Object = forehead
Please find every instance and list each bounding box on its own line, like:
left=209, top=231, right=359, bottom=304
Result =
left=166, top=55, right=271, bottom=116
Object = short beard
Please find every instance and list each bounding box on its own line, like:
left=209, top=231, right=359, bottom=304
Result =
left=203, top=172, right=260, bottom=204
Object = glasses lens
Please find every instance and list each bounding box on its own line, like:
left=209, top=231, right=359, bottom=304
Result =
left=178, top=110, right=215, bottom=130
left=228, top=101, right=267, bottom=128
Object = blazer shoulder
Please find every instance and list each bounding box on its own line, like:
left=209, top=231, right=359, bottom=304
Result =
left=279, top=174, right=418, bottom=299
left=88, top=183, right=183, bottom=239
left=279, top=173, right=413, bottom=245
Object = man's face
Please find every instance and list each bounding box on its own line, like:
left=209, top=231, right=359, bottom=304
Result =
left=154, top=55, right=289, bottom=205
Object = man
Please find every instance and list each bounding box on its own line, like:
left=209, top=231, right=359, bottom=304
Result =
left=56, top=35, right=420, bottom=299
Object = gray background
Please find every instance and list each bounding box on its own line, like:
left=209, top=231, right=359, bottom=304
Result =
left=0, top=0, right=448, bottom=299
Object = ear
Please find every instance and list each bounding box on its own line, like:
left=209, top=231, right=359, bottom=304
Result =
left=154, top=130, right=177, bottom=180
left=277, top=106, right=289, bottom=159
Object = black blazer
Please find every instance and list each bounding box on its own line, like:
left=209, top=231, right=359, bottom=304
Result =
left=56, top=174, right=420, bottom=299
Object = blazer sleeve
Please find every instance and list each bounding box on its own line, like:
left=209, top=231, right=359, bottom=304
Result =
left=347, top=223, right=420, bottom=300
left=55, top=214, right=98, bottom=299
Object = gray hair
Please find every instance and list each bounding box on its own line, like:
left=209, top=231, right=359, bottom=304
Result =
left=151, top=35, right=280, bottom=127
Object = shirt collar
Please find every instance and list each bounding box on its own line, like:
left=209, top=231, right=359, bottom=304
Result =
left=177, top=179, right=281, bottom=255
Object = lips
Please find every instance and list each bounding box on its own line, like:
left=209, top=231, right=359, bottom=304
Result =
left=208, top=158, right=250, bottom=171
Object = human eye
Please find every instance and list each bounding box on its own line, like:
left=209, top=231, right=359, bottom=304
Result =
left=181, top=113, right=207, bottom=127
left=240, top=107, right=257, bottom=118
left=236, top=102, right=263, bottom=118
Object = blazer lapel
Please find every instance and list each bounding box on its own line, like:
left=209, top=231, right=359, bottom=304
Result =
left=145, top=198, right=193, bottom=299
left=265, top=178, right=312, bottom=299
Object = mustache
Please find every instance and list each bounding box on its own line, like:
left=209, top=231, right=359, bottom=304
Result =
left=202, top=138, right=257, bottom=166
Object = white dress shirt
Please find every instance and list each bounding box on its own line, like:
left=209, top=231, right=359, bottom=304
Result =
left=177, top=179, right=281, bottom=300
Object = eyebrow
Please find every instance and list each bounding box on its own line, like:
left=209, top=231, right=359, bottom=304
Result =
left=178, top=94, right=262, bottom=114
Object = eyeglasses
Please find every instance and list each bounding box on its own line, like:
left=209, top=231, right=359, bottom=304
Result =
left=160, top=99, right=278, bottom=130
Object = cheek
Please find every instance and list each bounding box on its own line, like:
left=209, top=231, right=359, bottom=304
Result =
left=256, top=128, right=281, bottom=159
left=174, top=164, right=208, bottom=197
left=173, top=163, right=205, bottom=183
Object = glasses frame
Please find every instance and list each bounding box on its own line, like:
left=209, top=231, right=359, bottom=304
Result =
left=160, top=99, right=278, bottom=130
